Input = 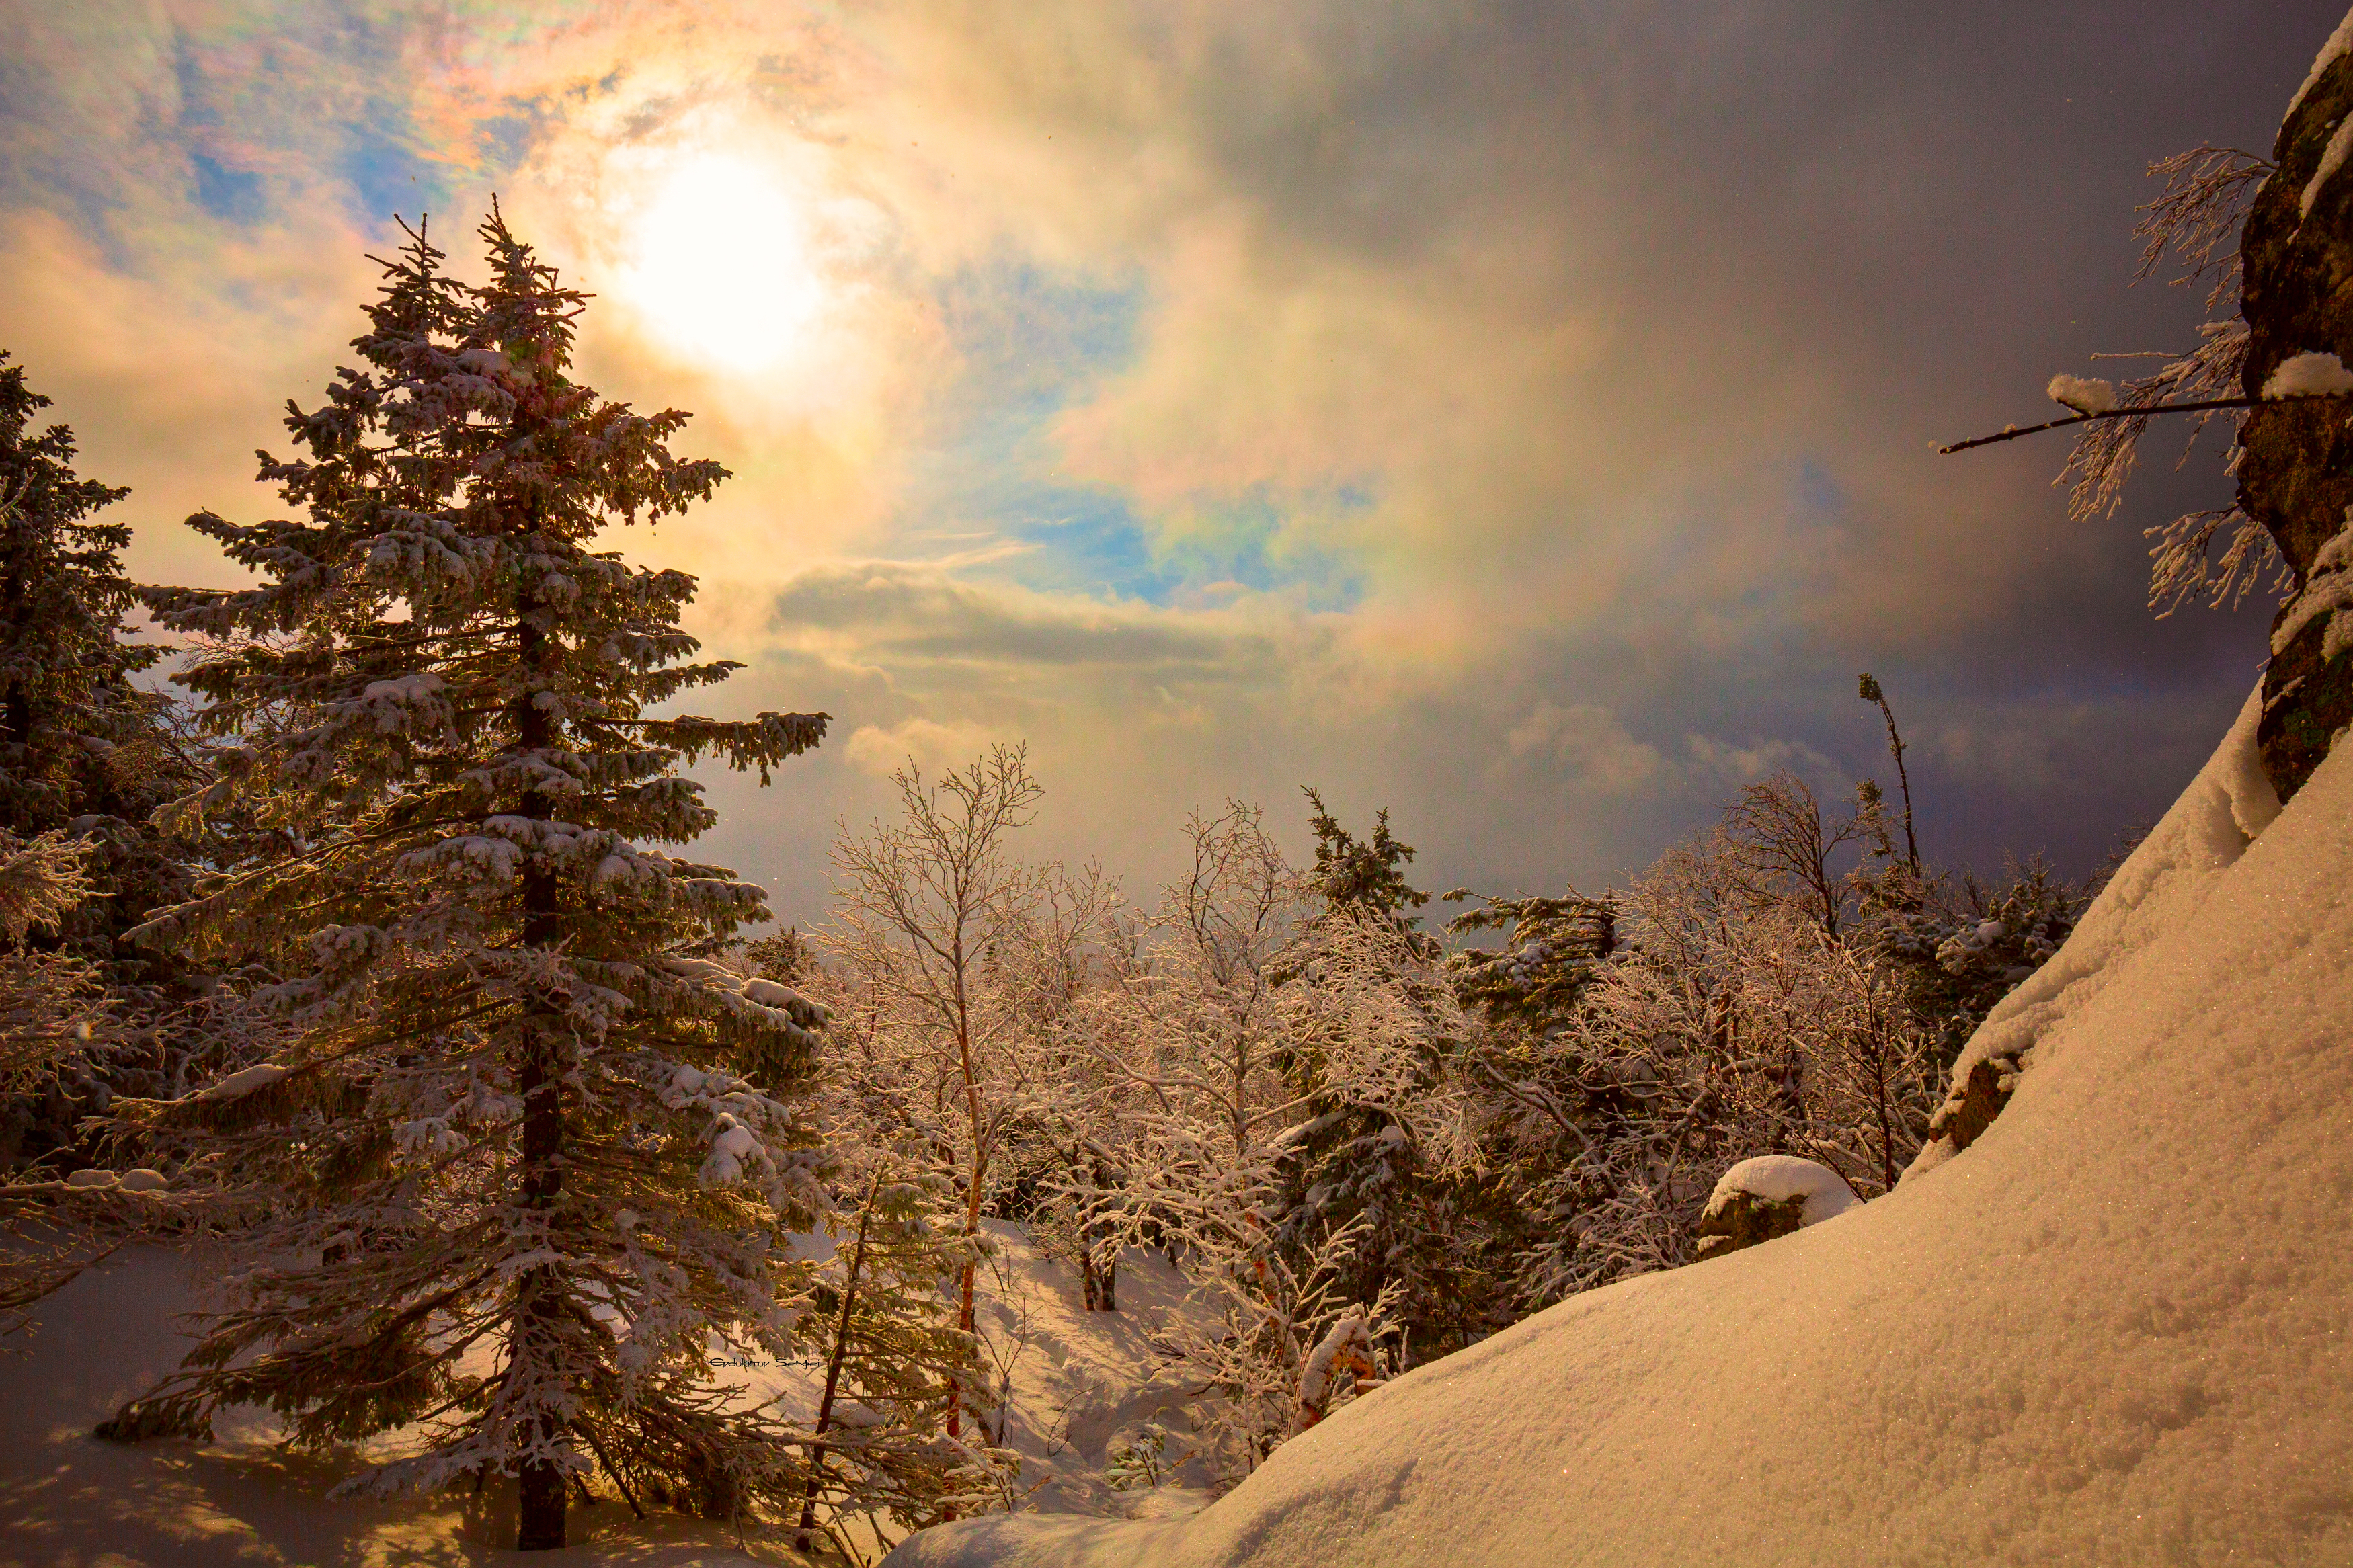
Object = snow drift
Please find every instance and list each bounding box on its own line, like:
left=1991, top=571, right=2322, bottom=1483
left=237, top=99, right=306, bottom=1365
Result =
left=885, top=687, right=2353, bottom=1567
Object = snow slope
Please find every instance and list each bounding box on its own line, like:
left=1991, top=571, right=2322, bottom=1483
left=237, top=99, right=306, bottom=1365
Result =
left=884, top=688, right=2353, bottom=1568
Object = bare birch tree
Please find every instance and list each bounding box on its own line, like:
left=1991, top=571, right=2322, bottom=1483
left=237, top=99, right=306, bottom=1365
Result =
left=822, top=744, right=1073, bottom=1444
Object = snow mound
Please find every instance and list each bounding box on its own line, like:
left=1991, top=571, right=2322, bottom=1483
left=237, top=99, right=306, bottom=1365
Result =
left=2262, top=349, right=2353, bottom=399
left=1702, top=1155, right=1858, bottom=1227
left=885, top=696, right=2353, bottom=1567
left=1907, top=683, right=2278, bottom=1178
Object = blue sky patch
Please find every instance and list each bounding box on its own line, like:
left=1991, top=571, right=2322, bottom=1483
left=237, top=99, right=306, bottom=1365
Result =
left=337, top=112, right=448, bottom=229
left=191, top=153, right=266, bottom=224
left=915, top=257, right=1365, bottom=610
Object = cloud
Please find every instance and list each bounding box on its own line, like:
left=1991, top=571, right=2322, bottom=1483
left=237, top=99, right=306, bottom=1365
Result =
left=1679, top=735, right=1843, bottom=792
left=1499, top=703, right=1664, bottom=796
left=1496, top=701, right=1849, bottom=805
left=841, top=716, right=1001, bottom=777
left=767, top=556, right=1312, bottom=675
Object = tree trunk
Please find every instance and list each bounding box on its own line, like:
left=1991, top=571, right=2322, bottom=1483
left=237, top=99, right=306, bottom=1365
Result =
left=514, top=1029, right=566, bottom=1550
left=1084, top=1205, right=1118, bottom=1312
left=798, top=1173, right=880, bottom=1551
left=947, top=946, right=984, bottom=1451
left=1872, top=690, right=1921, bottom=876
left=513, top=597, right=569, bottom=1553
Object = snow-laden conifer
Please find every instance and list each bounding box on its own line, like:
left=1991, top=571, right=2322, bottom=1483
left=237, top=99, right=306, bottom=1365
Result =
left=1271, top=792, right=1470, bottom=1360
left=109, top=210, right=830, bottom=1551
left=789, top=1139, right=991, bottom=1553
left=0, top=354, right=151, bottom=838
left=0, top=827, right=101, bottom=1089
left=0, top=358, right=211, bottom=1165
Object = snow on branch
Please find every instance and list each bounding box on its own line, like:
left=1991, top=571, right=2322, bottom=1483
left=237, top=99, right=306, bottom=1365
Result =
left=1937, top=384, right=2351, bottom=456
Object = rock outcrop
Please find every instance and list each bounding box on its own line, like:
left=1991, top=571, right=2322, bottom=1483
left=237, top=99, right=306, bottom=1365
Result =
left=2242, top=32, right=2353, bottom=801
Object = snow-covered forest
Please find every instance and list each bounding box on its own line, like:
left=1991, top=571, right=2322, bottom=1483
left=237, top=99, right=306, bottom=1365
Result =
left=4, top=7, right=2353, bottom=1567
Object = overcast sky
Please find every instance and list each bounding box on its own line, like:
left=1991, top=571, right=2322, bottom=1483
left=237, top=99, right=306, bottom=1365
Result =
left=1, top=1, right=2337, bottom=926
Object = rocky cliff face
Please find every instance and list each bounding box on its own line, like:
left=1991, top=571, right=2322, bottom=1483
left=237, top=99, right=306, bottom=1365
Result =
left=2242, top=37, right=2353, bottom=800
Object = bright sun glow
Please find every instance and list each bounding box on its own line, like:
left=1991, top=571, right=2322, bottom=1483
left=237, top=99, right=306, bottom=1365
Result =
left=619, top=155, right=824, bottom=371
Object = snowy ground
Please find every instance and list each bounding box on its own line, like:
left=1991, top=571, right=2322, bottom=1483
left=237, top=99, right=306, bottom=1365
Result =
left=943, top=1223, right=1223, bottom=1522
left=0, top=1223, right=1215, bottom=1566
left=882, top=687, right=2353, bottom=1568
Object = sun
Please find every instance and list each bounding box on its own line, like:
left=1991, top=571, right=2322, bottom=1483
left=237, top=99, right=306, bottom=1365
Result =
left=617, top=154, right=824, bottom=371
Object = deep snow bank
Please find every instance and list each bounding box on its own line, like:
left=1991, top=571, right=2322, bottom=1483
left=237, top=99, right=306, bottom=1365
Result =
left=885, top=688, right=2353, bottom=1568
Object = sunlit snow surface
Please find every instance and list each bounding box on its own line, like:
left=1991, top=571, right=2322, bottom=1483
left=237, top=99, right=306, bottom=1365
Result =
left=887, top=685, right=2353, bottom=1567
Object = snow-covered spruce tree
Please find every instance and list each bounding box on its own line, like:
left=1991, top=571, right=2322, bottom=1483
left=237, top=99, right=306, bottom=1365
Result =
left=1273, top=791, right=1484, bottom=1360
left=0, top=352, right=147, bottom=840
left=0, top=825, right=118, bottom=1329
left=110, top=211, right=830, bottom=1552
left=1437, top=885, right=1622, bottom=1315
left=789, top=1142, right=984, bottom=1554
left=0, top=358, right=211, bottom=1166
left=0, top=358, right=206, bottom=959
left=0, top=828, right=102, bottom=1098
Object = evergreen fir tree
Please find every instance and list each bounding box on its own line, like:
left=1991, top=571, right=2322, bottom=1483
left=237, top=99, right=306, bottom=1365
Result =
left=1300, top=786, right=1432, bottom=948
left=1444, top=889, right=1618, bottom=1031
left=0, top=357, right=201, bottom=956
left=110, top=210, right=830, bottom=1551
left=0, top=353, right=148, bottom=837
left=1277, top=791, right=1468, bottom=1360
left=0, top=356, right=209, bottom=1167
left=791, top=1147, right=985, bottom=1554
